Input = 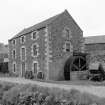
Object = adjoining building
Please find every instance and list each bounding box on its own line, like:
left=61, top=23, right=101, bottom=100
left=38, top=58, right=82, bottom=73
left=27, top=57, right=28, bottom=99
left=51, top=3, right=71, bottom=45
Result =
left=85, top=35, right=105, bottom=64
left=0, top=43, right=9, bottom=73
left=8, top=10, right=85, bottom=80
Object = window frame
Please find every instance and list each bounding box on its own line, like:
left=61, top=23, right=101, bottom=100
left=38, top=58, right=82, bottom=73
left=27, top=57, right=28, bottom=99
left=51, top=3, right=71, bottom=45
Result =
left=32, top=60, right=40, bottom=76
left=31, top=43, right=39, bottom=57
left=64, top=41, right=71, bottom=52
left=63, top=27, right=72, bottom=40
left=20, top=46, right=26, bottom=61
left=20, top=35, right=25, bottom=44
left=13, top=62, right=16, bottom=73
left=31, top=31, right=38, bottom=40
left=12, top=49, right=16, bottom=59
left=12, top=39, right=16, bottom=45
left=21, top=62, right=26, bottom=77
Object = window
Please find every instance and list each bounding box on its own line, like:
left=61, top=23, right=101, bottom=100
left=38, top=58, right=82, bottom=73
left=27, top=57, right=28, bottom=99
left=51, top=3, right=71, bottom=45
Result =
left=13, top=62, right=16, bottom=73
left=64, top=27, right=72, bottom=40
left=65, top=42, right=70, bottom=52
left=33, top=62, right=37, bottom=74
left=20, top=36, right=25, bottom=43
left=32, top=44, right=38, bottom=57
left=31, top=31, right=38, bottom=40
left=13, top=49, right=16, bottom=59
left=13, top=39, right=16, bottom=45
left=21, top=47, right=26, bottom=61
left=21, top=62, right=25, bottom=77
left=66, top=29, right=70, bottom=38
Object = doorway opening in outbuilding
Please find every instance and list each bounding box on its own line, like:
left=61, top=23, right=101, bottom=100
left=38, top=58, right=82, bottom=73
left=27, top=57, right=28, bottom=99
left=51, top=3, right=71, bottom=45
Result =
left=64, top=53, right=87, bottom=80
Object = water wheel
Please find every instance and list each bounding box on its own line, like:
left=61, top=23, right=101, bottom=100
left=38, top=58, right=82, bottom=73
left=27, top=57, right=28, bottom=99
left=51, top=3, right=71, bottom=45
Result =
left=71, top=56, right=86, bottom=71
left=64, top=55, right=87, bottom=80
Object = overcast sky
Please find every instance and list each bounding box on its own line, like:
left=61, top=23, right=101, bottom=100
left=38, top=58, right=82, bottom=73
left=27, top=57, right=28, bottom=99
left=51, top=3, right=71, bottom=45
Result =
left=0, top=0, right=105, bottom=44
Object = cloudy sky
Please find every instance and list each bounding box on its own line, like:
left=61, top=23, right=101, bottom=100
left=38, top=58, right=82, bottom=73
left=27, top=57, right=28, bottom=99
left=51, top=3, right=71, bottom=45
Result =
left=0, top=0, right=105, bottom=44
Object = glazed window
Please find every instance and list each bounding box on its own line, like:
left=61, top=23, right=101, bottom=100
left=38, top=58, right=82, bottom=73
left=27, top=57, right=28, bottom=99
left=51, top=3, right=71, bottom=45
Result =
left=65, top=42, right=70, bottom=52
left=64, top=27, right=72, bottom=40
left=32, top=44, right=39, bottom=57
left=21, top=47, right=26, bottom=61
left=33, top=62, right=38, bottom=74
left=20, top=36, right=25, bottom=43
left=13, top=62, right=16, bottom=73
left=13, top=39, right=16, bottom=45
left=65, top=29, right=70, bottom=38
left=13, top=49, right=16, bottom=59
left=21, top=62, right=25, bottom=77
left=31, top=31, right=38, bottom=40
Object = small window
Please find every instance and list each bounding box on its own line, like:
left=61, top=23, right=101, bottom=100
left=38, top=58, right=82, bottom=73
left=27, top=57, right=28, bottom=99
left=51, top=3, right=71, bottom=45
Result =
left=13, top=62, right=16, bottom=72
left=64, top=27, right=72, bottom=40
left=21, top=62, right=25, bottom=77
left=66, top=29, right=70, bottom=38
left=32, top=44, right=38, bottom=57
left=20, top=36, right=25, bottom=43
left=21, top=47, right=26, bottom=61
left=13, top=39, right=16, bottom=45
left=13, top=49, right=16, bottom=59
left=65, top=42, right=70, bottom=52
left=33, top=62, right=37, bottom=74
left=32, top=31, right=38, bottom=40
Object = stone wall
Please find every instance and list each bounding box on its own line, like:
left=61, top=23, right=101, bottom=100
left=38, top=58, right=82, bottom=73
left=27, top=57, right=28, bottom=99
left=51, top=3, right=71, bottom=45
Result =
left=48, top=11, right=83, bottom=80
left=8, top=27, right=47, bottom=78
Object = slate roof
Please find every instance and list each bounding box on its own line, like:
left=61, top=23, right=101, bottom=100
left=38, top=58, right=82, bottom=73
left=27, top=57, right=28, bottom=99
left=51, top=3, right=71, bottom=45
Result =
left=9, top=10, right=82, bottom=41
left=9, top=13, right=61, bottom=40
left=85, top=35, right=105, bottom=44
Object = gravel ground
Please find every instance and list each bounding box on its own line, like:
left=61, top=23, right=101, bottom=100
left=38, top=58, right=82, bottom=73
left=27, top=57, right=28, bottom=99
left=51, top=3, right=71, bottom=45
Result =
left=0, top=77, right=105, bottom=98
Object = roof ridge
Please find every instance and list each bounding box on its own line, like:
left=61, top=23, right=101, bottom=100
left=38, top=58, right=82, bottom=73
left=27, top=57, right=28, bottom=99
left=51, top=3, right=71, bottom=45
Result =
left=85, top=35, right=105, bottom=44
left=9, top=10, right=64, bottom=40
left=85, top=35, right=105, bottom=38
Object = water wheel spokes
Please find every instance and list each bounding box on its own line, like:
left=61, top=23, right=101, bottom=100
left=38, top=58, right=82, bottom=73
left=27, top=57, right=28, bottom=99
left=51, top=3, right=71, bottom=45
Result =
left=71, top=56, right=86, bottom=71
left=72, top=64, right=79, bottom=71
left=81, top=64, right=86, bottom=70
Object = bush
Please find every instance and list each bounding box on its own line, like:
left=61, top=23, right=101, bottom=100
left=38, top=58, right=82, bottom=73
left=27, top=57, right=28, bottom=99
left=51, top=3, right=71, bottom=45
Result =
left=1, top=82, right=105, bottom=105
left=37, top=71, right=44, bottom=79
left=25, top=71, right=34, bottom=79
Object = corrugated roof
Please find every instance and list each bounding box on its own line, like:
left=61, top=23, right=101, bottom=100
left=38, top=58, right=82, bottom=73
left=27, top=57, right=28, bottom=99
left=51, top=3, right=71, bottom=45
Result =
left=85, top=35, right=105, bottom=44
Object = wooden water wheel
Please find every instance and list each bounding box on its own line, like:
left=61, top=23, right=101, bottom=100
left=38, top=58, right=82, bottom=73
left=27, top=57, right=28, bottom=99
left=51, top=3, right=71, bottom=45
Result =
left=64, top=54, right=87, bottom=80
left=71, top=56, right=86, bottom=71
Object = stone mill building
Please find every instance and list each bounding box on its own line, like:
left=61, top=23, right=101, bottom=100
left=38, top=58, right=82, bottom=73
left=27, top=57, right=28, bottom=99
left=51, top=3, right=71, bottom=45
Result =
left=8, top=10, right=85, bottom=80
